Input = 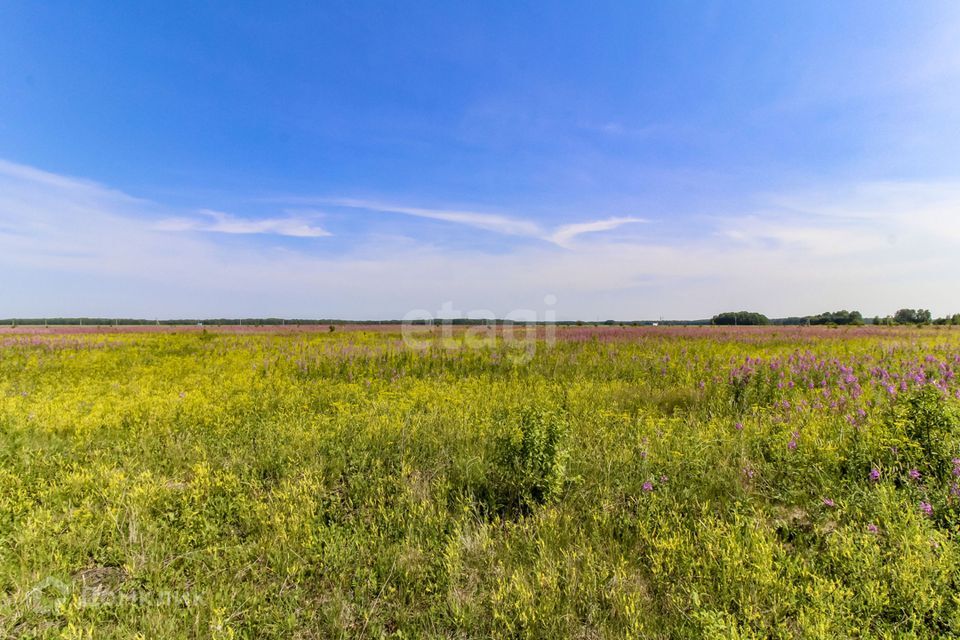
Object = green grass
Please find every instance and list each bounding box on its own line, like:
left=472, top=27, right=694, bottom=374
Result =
left=1, top=328, right=960, bottom=638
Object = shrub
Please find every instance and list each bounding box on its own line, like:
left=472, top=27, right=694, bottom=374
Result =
left=485, top=404, right=570, bottom=515
left=889, top=386, right=960, bottom=478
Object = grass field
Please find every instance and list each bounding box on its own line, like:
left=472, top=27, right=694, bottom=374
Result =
left=2, top=326, right=960, bottom=638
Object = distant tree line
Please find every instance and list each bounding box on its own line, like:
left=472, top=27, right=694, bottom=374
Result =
left=711, top=311, right=771, bottom=326
left=710, top=308, right=959, bottom=327
left=0, top=318, right=408, bottom=327
left=4, top=309, right=960, bottom=327
left=872, top=309, right=960, bottom=326
left=0, top=317, right=690, bottom=327
left=808, top=310, right=863, bottom=325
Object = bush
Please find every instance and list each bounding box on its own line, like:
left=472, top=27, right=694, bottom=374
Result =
left=485, top=404, right=570, bottom=515
left=890, top=387, right=960, bottom=478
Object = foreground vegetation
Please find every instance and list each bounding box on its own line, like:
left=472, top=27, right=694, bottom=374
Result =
left=2, top=326, right=960, bottom=638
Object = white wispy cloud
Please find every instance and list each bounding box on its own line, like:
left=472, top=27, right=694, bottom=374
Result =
left=718, top=182, right=960, bottom=256
left=327, top=198, right=541, bottom=237
left=156, top=209, right=331, bottom=237
left=2, top=158, right=959, bottom=319
left=547, top=217, right=647, bottom=247
left=326, top=197, right=645, bottom=246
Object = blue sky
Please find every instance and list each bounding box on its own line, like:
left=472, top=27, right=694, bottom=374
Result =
left=2, top=2, right=959, bottom=319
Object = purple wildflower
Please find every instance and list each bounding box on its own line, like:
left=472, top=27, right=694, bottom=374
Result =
left=642, top=481, right=654, bottom=492
left=788, top=431, right=799, bottom=451
left=867, top=523, right=879, bottom=534
left=735, top=421, right=743, bottom=431
left=822, top=498, right=835, bottom=507
left=869, top=468, right=881, bottom=482
left=920, top=501, right=933, bottom=516
left=908, top=468, right=921, bottom=481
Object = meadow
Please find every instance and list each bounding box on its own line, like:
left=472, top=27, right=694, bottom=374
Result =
left=2, top=325, right=960, bottom=638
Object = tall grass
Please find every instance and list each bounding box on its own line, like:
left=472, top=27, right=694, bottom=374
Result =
left=1, top=328, right=959, bottom=637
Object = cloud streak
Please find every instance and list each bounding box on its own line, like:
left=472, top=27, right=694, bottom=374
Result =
left=548, top=217, right=647, bottom=247
left=156, top=209, right=331, bottom=238
left=2, top=158, right=959, bottom=319
left=321, top=197, right=646, bottom=246
left=327, top=198, right=541, bottom=237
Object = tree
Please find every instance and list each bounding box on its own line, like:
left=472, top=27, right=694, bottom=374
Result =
left=894, top=309, right=917, bottom=324
left=711, top=311, right=770, bottom=326
left=809, top=310, right=863, bottom=326
left=894, top=309, right=932, bottom=325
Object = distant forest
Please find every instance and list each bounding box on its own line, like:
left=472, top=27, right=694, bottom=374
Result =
left=710, top=309, right=959, bottom=326
left=2, top=308, right=959, bottom=327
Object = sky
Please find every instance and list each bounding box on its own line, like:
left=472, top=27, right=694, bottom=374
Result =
left=1, top=1, right=959, bottom=320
